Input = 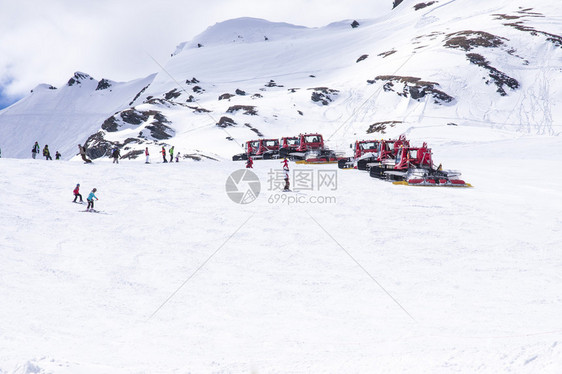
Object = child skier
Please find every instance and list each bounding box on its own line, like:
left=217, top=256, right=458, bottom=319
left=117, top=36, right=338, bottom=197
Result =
left=73, top=184, right=83, bottom=203
left=87, top=188, right=99, bottom=212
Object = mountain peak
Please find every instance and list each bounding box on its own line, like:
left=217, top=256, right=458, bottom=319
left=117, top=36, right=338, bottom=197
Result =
left=67, top=71, right=95, bottom=86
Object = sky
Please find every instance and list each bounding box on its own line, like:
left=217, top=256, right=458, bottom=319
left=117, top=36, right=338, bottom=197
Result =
left=0, top=0, right=392, bottom=109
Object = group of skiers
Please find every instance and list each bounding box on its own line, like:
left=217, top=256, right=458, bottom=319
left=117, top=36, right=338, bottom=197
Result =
left=32, top=141, right=61, bottom=160
left=159, top=145, right=180, bottom=163
left=73, top=183, right=98, bottom=212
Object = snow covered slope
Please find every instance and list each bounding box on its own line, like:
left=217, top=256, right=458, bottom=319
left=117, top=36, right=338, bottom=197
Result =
left=0, top=0, right=560, bottom=161
left=1, top=136, right=562, bottom=373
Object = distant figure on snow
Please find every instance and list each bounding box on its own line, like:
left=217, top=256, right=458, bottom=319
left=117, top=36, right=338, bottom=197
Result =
left=73, top=183, right=83, bottom=203
left=175, top=152, right=180, bottom=162
left=169, top=146, right=174, bottom=163
left=55, top=151, right=61, bottom=160
left=112, top=147, right=120, bottom=164
left=281, top=157, right=289, bottom=169
left=32, top=141, right=40, bottom=159
left=161, top=146, right=167, bottom=163
left=145, top=147, right=150, bottom=164
left=43, top=145, right=52, bottom=160
left=283, top=165, right=290, bottom=191
left=246, top=156, right=253, bottom=168
left=87, top=188, right=98, bottom=211
left=78, top=144, right=92, bottom=163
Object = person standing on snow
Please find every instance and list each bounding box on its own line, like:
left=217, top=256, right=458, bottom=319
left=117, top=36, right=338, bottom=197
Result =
left=32, top=141, right=40, bottom=159
left=112, top=147, right=120, bottom=164
left=87, top=188, right=98, bottom=211
left=161, top=146, right=167, bottom=163
left=55, top=151, right=61, bottom=160
left=281, top=157, right=289, bottom=169
left=283, top=164, right=290, bottom=191
left=145, top=147, right=150, bottom=164
left=175, top=152, right=180, bottom=162
left=73, top=183, right=83, bottom=203
left=43, top=145, right=52, bottom=160
left=169, top=146, right=174, bottom=163
left=246, top=156, right=253, bottom=168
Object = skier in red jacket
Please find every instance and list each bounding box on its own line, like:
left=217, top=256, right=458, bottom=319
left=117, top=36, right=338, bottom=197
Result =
left=246, top=156, right=253, bottom=168
left=73, top=183, right=83, bottom=203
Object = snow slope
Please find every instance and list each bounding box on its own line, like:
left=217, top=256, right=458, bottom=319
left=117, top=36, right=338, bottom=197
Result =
left=0, top=0, right=560, bottom=161
left=1, top=137, right=562, bottom=373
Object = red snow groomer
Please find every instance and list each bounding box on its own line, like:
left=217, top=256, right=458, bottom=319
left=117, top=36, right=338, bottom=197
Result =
left=288, top=133, right=344, bottom=164
left=232, top=139, right=280, bottom=161
left=342, top=135, right=410, bottom=171
left=279, top=136, right=300, bottom=159
left=369, top=142, right=472, bottom=187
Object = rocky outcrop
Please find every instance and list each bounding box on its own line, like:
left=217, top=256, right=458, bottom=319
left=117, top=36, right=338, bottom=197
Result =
left=309, top=87, right=339, bottom=105
left=368, top=75, right=454, bottom=104
left=466, top=53, right=519, bottom=96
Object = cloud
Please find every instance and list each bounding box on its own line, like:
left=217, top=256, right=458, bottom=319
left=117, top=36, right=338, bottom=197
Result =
left=0, top=0, right=391, bottom=105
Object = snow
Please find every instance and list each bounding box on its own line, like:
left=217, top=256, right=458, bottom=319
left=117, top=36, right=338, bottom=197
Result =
left=1, top=135, right=562, bottom=373
left=1, top=0, right=562, bottom=371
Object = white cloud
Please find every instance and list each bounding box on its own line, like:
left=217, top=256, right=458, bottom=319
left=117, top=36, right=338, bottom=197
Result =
left=0, top=0, right=391, bottom=104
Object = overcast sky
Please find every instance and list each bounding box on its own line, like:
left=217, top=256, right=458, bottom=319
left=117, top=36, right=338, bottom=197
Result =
left=0, top=0, right=392, bottom=109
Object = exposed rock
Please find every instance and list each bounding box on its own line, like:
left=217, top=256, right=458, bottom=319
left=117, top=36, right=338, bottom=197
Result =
left=466, top=53, right=519, bottom=95
left=67, top=72, right=93, bottom=86
left=356, top=54, right=369, bottom=63
left=288, top=88, right=300, bottom=93
left=351, top=20, right=360, bottom=29
left=101, top=116, right=120, bottom=132
left=219, top=93, right=235, bottom=100
left=164, top=88, right=182, bottom=100
left=244, top=123, right=264, bottom=137
left=96, top=79, right=112, bottom=91
left=265, top=80, right=283, bottom=88
left=392, top=0, right=404, bottom=9
left=367, top=121, right=402, bottom=134
left=444, top=31, right=507, bottom=51
left=192, top=86, right=205, bottom=93
left=129, top=84, right=150, bottom=106
left=185, top=77, right=200, bottom=85
left=216, top=116, right=237, bottom=128
left=121, top=109, right=149, bottom=125
left=368, top=75, right=454, bottom=104
left=83, top=131, right=115, bottom=159
left=235, top=89, right=246, bottom=96
left=309, top=87, right=340, bottom=105
left=414, top=2, right=437, bottom=11
left=120, top=149, right=144, bottom=160
left=378, top=50, right=397, bottom=58
left=251, top=93, right=263, bottom=99
left=187, top=105, right=211, bottom=113
left=227, top=105, right=258, bottom=115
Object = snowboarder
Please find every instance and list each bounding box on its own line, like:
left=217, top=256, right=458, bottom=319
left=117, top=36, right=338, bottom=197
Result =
left=73, top=183, right=83, bottom=203
left=55, top=151, right=61, bottom=160
left=87, top=188, right=98, bottom=211
left=161, top=146, right=167, bottom=163
left=78, top=144, right=92, bottom=163
left=32, top=141, right=40, bottom=159
left=169, top=146, right=174, bottom=163
left=43, top=145, right=52, bottom=160
left=145, top=147, right=150, bottom=164
left=246, top=156, right=253, bottom=168
left=112, top=147, right=120, bottom=164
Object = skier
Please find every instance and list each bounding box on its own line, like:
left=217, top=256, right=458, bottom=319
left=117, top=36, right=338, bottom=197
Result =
left=87, top=188, right=98, bottom=212
left=246, top=156, right=253, bottom=168
left=73, top=183, right=83, bottom=203
left=32, top=141, right=40, bottom=159
left=78, top=144, right=92, bottom=163
left=175, top=152, right=180, bottom=162
left=55, top=151, right=61, bottom=160
left=145, top=147, right=150, bottom=164
left=161, top=146, right=167, bottom=163
left=43, top=145, right=52, bottom=160
left=112, top=147, right=120, bottom=164
left=281, top=157, right=289, bottom=169
left=169, top=146, right=174, bottom=163
left=283, top=165, right=290, bottom=192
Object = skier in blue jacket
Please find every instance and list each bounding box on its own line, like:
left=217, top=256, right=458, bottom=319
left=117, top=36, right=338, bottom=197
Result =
left=87, top=188, right=98, bottom=211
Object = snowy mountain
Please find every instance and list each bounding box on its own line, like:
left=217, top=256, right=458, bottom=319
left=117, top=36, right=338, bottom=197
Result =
left=1, top=0, right=560, bottom=161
